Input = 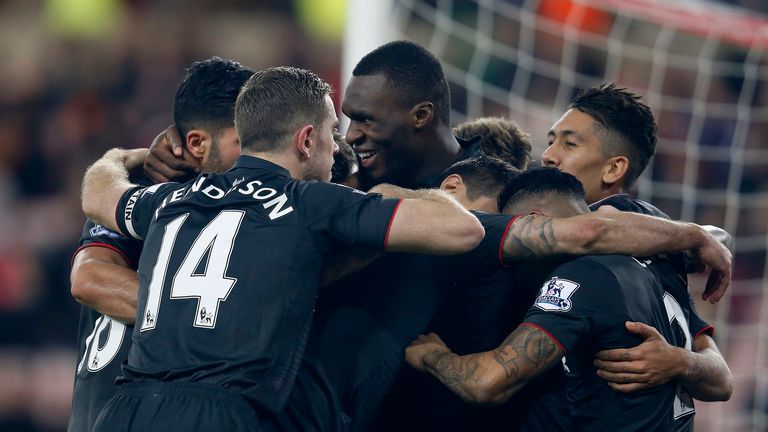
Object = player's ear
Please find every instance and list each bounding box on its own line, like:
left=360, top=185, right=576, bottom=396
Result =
left=295, top=124, right=315, bottom=160
left=411, top=101, right=434, bottom=130
left=186, top=129, right=210, bottom=162
left=602, top=155, right=629, bottom=187
left=439, top=174, right=464, bottom=195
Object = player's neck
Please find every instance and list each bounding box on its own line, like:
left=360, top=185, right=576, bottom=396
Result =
left=418, top=124, right=464, bottom=177
left=240, top=149, right=304, bottom=179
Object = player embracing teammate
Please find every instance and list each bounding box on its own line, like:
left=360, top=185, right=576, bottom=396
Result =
left=69, top=41, right=732, bottom=432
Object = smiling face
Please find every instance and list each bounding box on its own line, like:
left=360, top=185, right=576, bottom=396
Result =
left=541, top=108, right=612, bottom=204
left=342, top=73, right=424, bottom=188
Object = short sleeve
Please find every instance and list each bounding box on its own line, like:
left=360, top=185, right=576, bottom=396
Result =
left=522, top=258, right=624, bottom=354
left=468, top=212, right=516, bottom=270
left=74, top=219, right=143, bottom=268
left=298, top=182, right=401, bottom=250
left=116, top=182, right=179, bottom=240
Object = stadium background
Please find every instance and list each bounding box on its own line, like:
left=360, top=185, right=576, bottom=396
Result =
left=0, top=0, right=765, bottom=430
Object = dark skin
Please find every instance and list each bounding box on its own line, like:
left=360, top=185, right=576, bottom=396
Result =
left=143, top=126, right=199, bottom=183
left=342, top=73, right=463, bottom=189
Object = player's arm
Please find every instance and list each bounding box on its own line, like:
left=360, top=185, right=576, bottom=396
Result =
left=500, top=212, right=732, bottom=302
left=82, top=148, right=149, bottom=233
left=406, top=326, right=563, bottom=405
left=370, top=184, right=485, bottom=255
left=70, top=246, right=138, bottom=324
left=594, top=322, right=733, bottom=401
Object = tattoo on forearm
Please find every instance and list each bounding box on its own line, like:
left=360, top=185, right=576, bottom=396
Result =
left=505, top=215, right=559, bottom=259
left=426, top=351, right=483, bottom=402
left=426, top=326, right=561, bottom=404
left=493, top=326, right=558, bottom=380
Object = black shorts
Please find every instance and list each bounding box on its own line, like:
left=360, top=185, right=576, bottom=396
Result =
left=93, top=381, right=265, bottom=432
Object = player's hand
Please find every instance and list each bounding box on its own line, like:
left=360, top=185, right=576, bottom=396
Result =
left=143, top=125, right=200, bottom=183
left=406, top=333, right=450, bottom=372
left=691, top=229, right=732, bottom=303
left=593, top=321, right=683, bottom=392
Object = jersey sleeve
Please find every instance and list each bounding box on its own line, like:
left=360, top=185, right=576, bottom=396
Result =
left=74, top=219, right=143, bottom=269
left=300, top=182, right=401, bottom=250
left=521, top=258, right=624, bottom=354
left=468, top=212, right=516, bottom=269
left=115, top=182, right=179, bottom=240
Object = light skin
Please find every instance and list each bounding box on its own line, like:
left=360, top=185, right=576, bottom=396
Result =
left=406, top=326, right=562, bottom=405
left=542, top=107, right=733, bottom=400
left=439, top=174, right=500, bottom=213
left=542, top=108, right=628, bottom=205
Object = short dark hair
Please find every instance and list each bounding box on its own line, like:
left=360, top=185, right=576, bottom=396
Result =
left=235, top=66, right=332, bottom=152
left=569, top=82, right=657, bottom=188
left=173, top=57, right=254, bottom=142
left=353, top=40, right=451, bottom=124
left=331, top=131, right=357, bottom=183
left=444, top=155, right=519, bottom=209
left=499, top=167, right=586, bottom=214
left=453, top=117, right=532, bottom=170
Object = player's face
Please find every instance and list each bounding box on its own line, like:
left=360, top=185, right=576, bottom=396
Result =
left=306, top=95, right=340, bottom=182
left=342, top=74, right=418, bottom=187
left=541, top=109, right=609, bottom=204
left=205, top=127, right=241, bottom=173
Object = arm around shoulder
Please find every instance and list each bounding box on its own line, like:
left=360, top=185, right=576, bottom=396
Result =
left=82, top=148, right=148, bottom=234
left=381, top=187, right=484, bottom=255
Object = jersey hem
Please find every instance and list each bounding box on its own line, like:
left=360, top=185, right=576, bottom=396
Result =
left=72, top=243, right=133, bottom=267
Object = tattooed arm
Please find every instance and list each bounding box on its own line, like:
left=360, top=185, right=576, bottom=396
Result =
left=406, top=326, right=563, bottom=405
left=501, top=212, right=732, bottom=303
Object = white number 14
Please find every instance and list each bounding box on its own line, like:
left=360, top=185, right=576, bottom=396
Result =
left=141, top=210, right=244, bottom=331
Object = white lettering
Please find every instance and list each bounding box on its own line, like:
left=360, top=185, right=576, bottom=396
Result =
left=263, top=194, right=294, bottom=220
left=203, top=185, right=225, bottom=199
left=238, top=180, right=261, bottom=195
left=253, top=187, right=277, bottom=200
left=169, top=188, right=185, bottom=203
left=190, top=176, right=206, bottom=193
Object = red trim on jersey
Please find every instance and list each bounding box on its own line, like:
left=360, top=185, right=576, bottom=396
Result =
left=498, top=214, right=521, bottom=268
left=519, top=322, right=567, bottom=354
left=72, top=243, right=133, bottom=268
left=383, top=199, right=404, bottom=250
left=694, top=325, right=715, bottom=339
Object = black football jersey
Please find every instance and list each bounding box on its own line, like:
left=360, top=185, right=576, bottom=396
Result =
left=523, top=254, right=700, bottom=431
left=113, top=155, right=400, bottom=413
left=368, top=213, right=527, bottom=432
left=588, top=194, right=712, bottom=340
left=68, top=220, right=141, bottom=432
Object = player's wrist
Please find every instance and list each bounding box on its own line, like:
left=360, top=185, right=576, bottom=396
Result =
left=423, top=348, right=452, bottom=369
left=673, top=346, right=695, bottom=381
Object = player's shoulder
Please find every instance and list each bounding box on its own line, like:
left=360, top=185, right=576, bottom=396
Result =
left=550, top=255, right=631, bottom=287
left=472, top=211, right=515, bottom=227
left=589, top=194, right=669, bottom=219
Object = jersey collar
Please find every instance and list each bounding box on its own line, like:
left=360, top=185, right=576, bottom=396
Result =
left=589, top=193, right=630, bottom=210
left=231, top=155, right=291, bottom=177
